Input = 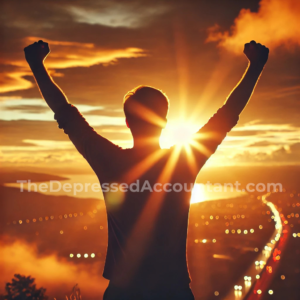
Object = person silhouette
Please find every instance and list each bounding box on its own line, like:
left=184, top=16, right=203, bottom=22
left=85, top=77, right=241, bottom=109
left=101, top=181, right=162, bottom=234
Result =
left=24, top=40, right=268, bottom=300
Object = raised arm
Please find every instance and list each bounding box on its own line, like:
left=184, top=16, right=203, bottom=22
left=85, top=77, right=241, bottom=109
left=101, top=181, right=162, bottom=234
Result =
left=24, top=40, right=69, bottom=113
left=224, top=40, right=269, bottom=115
left=188, top=41, right=269, bottom=174
left=24, top=39, right=119, bottom=162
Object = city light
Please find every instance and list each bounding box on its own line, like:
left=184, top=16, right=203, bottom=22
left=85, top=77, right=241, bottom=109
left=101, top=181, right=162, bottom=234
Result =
left=4, top=182, right=296, bottom=299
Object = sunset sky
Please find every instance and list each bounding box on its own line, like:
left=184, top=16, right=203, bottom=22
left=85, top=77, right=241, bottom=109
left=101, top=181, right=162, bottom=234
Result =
left=1, top=1, right=300, bottom=299
left=1, top=0, right=300, bottom=174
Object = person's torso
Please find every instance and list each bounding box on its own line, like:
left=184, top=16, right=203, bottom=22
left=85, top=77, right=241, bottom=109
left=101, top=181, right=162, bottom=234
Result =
left=92, top=146, right=200, bottom=289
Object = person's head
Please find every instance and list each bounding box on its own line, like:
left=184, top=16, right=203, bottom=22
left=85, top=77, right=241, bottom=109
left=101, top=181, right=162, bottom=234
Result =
left=123, top=86, right=169, bottom=141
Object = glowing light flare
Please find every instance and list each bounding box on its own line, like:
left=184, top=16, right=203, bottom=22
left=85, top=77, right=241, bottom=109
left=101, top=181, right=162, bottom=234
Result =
left=121, top=148, right=165, bottom=184
left=183, top=144, right=198, bottom=176
left=160, top=122, right=199, bottom=148
left=189, top=134, right=214, bottom=158
left=189, top=53, right=236, bottom=122
left=266, top=266, right=273, bottom=273
left=190, top=184, right=207, bottom=204
left=126, top=100, right=167, bottom=128
left=172, top=21, right=189, bottom=120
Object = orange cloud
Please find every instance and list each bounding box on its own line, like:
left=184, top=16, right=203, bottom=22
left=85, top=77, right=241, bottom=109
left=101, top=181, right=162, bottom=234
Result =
left=20, top=36, right=145, bottom=69
left=0, top=239, right=108, bottom=299
left=206, top=0, right=300, bottom=54
left=0, top=36, right=145, bottom=93
left=0, top=72, right=33, bottom=93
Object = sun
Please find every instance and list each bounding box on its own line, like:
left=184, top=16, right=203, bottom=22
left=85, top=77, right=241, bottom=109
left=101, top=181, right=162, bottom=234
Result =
left=160, top=121, right=199, bottom=149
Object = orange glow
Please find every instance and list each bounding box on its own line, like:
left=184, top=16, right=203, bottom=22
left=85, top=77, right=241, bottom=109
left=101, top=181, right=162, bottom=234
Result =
left=1, top=36, right=145, bottom=94
left=20, top=36, right=146, bottom=69
left=0, top=71, right=33, bottom=93
left=190, top=184, right=207, bottom=203
left=172, top=21, right=189, bottom=120
left=183, top=144, right=198, bottom=175
left=0, top=239, right=107, bottom=298
left=160, top=121, right=199, bottom=148
left=189, top=135, right=213, bottom=158
left=206, top=0, right=300, bottom=53
left=266, top=266, right=273, bottom=273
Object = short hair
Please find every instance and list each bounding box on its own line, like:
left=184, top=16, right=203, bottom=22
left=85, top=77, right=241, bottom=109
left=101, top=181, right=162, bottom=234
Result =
left=123, top=86, right=169, bottom=122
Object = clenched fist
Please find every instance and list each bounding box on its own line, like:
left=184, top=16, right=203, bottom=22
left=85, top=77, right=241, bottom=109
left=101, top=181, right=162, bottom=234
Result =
left=244, top=40, right=269, bottom=67
left=24, top=40, right=50, bottom=66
